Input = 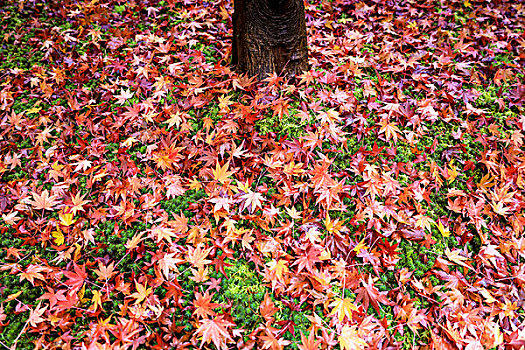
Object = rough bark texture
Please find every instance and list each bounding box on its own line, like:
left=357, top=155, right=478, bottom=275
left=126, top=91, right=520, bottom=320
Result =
left=232, top=0, right=308, bottom=80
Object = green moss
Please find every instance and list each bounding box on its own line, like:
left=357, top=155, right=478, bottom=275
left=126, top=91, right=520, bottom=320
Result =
left=114, top=4, right=126, bottom=14
left=395, top=239, right=446, bottom=278
left=394, top=326, right=431, bottom=349
left=255, top=105, right=314, bottom=140
left=0, top=245, right=43, bottom=347
left=213, top=259, right=268, bottom=331
left=274, top=304, right=312, bottom=347
left=159, top=189, right=206, bottom=221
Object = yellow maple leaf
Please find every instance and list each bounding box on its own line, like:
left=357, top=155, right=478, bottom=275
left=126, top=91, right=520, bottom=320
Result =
left=236, top=180, right=251, bottom=193
left=218, top=94, right=233, bottom=111
left=51, top=229, right=65, bottom=246
left=353, top=239, right=368, bottom=254
left=285, top=206, right=302, bottom=220
left=26, top=106, right=42, bottom=115
left=186, top=244, right=213, bottom=269
left=324, top=215, right=344, bottom=235
left=435, top=220, right=450, bottom=237
left=479, top=288, right=497, bottom=304
left=59, top=210, right=76, bottom=227
left=129, top=281, right=152, bottom=305
left=89, top=289, right=103, bottom=312
left=339, top=325, right=367, bottom=350
left=151, top=226, right=177, bottom=244
left=190, top=266, right=210, bottom=283
left=188, top=177, right=202, bottom=191
left=447, top=161, right=458, bottom=183
left=329, top=297, right=358, bottom=322
left=212, top=161, right=234, bottom=184
left=407, top=21, right=418, bottom=30
left=267, top=259, right=289, bottom=282
left=319, top=249, right=331, bottom=260
left=5, top=291, right=22, bottom=302
left=165, top=111, right=183, bottom=129
left=415, top=214, right=435, bottom=232
left=121, top=136, right=138, bottom=147
left=77, top=284, right=90, bottom=305
left=445, top=248, right=471, bottom=270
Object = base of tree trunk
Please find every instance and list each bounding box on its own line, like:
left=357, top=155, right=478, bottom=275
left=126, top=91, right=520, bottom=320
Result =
left=232, top=0, right=309, bottom=80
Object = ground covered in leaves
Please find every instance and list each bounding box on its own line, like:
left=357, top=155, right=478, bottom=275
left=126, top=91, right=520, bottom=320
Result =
left=1, top=0, right=524, bottom=349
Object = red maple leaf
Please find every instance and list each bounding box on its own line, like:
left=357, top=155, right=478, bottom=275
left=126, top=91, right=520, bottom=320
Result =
left=63, top=263, right=87, bottom=292
left=355, top=276, right=392, bottom=314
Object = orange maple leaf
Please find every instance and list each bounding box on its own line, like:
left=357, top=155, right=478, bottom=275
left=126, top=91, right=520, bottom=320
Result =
left=259, top=292, right=279, bottom=321
left=93, top=261, right=117, bottom=280
left=129, top=280, right=152, bottom=305
left=70, top=192, right=90, bottom=215
left=168, top=212, right=188, bottom=234
left=20, top=264, right=47, bottom=285
left=193, top=291, right=222, bottom=319
left=151, top=225, right=177, bottom=244
left=27, top=302, right=48, bottom=328
left=477, top=173, right=496, bottom=190
left=125, top=233, right=144, bottom=250
left=26, top=190, right=59, bottom=211
left=378, top=119, right=401, bottom=142
left=298, top=330, right=322, bottom=350
left=186, top=244, right=212, bottom=269
left=196, top=316, right=234, bottom=350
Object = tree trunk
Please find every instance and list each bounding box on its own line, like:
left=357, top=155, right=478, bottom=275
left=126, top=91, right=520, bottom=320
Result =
left=232, top=0, right=308, bottom=80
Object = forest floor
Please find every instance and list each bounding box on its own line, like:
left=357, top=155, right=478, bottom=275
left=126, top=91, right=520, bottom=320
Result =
left=0, top=0, right=524, bottom=349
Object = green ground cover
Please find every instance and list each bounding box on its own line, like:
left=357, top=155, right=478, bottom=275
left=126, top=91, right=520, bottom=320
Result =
left=0, top=0, right=524, bottom=349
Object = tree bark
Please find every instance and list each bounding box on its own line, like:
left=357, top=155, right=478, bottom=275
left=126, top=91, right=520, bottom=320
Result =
left=232, top=0, right=308, bottom=80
